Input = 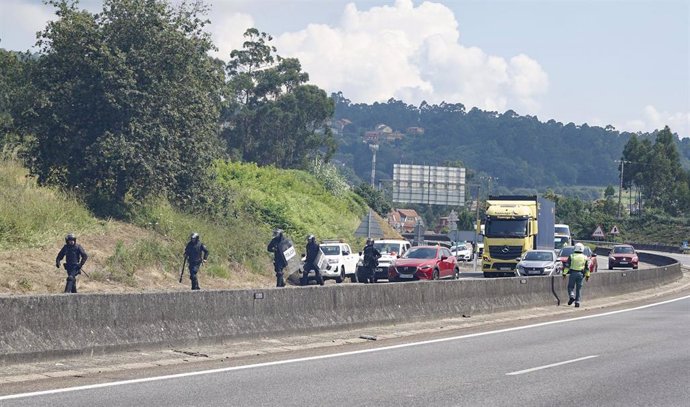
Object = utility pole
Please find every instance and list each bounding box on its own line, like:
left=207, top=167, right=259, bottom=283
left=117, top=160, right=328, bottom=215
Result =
left=369, top=143, right=379, bottom=187
left=473, top=184, right=481, bottom=273
left=614, top=159, right=631, bottom=218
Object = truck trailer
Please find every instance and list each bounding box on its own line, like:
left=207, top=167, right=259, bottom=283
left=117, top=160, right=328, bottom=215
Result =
left=480, top=195, right=555, bottom=277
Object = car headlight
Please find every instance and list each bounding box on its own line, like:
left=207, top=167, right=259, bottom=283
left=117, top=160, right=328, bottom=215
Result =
left=419, top=265, right=432, bottom=270
left=545, top=264, right=554, bottom=270
left=327, top=258, right=339, bottom=264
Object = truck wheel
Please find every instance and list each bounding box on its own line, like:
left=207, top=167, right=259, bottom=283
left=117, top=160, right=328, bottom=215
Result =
left=336, top=267, right=345, bottom=283
left=350, top=274, right=358, bottom=283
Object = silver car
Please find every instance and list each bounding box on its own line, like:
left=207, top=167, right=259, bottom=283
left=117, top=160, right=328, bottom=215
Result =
left=516, top=250, right=563, bottom=276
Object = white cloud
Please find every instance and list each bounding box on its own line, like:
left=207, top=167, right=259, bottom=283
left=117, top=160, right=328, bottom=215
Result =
left=613, top=105, right=690, bottom=139
left=270, top=0, right=548, bottom=114
left=207, top=9, right=255, bottom=60
left=0, top=0, right=56, bottom=51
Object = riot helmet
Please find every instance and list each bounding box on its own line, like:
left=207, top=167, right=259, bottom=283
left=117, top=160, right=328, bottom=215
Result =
left=574, top=243, right=585, bottom=253
left=366, top=237, right=373, bottom=245
left=273, top=228, right=283, bottom=238
left=190, top=232, right=200, bottom=241
left=307, top=234, right=315, bottom=242
left=65, top=233, right=76, bottom=244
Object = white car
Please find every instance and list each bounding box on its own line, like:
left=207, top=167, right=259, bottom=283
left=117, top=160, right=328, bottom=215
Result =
left=356, top=239, right=411, bottom=282
left=451, top=242, right=474, bottom=262
left=303, top=241, right=358, bottom=283
left=516, top=250, right=563, bottom=276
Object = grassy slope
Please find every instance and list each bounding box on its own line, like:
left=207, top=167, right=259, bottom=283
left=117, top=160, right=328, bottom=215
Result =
left=0, top=159, right=381, bottom=294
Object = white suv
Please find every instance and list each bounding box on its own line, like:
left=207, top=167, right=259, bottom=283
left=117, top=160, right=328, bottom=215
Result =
left=356, top=239, right=411, bottom=282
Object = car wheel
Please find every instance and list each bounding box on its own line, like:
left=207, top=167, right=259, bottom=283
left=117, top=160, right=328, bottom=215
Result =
left=453, top=267, right=460, bottom=280
left=335, top=267, right=344, bottom=283
left=608, top=263, right=613, bottom=270
left=432, top=269, right=440, bottom=280
left=633, top=265, right=638, bottom=270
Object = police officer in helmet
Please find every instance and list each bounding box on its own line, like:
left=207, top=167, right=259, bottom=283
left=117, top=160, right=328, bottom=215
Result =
left=184, top=232, right=209, bottom=290
left=362, top=237, right=381, bottom=284
left=267, top=229, right=288, bottom=287
left=55, top=233, right=88, bottom=293
left=302, top=234, right=324, bottom=286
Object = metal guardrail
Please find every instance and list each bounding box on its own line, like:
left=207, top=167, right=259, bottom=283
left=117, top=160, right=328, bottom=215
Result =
left=577, top=240, right=684, bottom=254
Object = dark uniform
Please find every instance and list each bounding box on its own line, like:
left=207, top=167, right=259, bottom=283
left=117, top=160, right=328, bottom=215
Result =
left=362, top=239, right=381, bottom=284
left=267, top=230, right=287, bottom=287
left=55, top=234, right=88, bottom=293
left=184, top=233, right=209, bottom=290
left=303, top=236, right=324, bottom=286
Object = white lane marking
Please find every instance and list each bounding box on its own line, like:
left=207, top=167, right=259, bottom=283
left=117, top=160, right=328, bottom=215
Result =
left=506, top=355, right=599, bottom=376
left=2, top=294, right=689, bottom=401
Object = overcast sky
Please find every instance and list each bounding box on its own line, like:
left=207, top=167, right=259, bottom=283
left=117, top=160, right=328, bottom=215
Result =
left=1, top=0, right=688, bottom=138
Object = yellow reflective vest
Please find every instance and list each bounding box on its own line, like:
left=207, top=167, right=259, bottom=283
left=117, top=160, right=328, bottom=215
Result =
left=564, top=252, right=590, bottom=277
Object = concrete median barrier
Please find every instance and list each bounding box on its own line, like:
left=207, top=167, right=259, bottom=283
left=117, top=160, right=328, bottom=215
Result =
left=0, top=257, right=682, bottom=365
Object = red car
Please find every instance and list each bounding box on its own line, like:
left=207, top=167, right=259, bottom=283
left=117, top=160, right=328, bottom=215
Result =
left=608, top=244, right=639, bottom=269
left=388, top=245, right=459, bottom=281
left=557, top=246, right=598, bottom=273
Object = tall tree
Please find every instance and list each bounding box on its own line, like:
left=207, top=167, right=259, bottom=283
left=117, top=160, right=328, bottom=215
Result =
left=222, top=28, right=335, bottom=168
left=23, top=0, right=224, bottom=210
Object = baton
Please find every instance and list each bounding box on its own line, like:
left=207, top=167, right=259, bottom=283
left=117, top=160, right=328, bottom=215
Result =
left=179, top=256, right=187, bottom=283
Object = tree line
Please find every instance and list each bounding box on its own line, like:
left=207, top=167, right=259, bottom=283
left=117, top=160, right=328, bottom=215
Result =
left=331, top=95, right=690, bottom=193
left=0, top=0, right=334, bottom=216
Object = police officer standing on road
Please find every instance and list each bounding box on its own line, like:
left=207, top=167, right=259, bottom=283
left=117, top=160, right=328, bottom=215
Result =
left=267, top=229, right=288, bottom=287
left=362, top=238, right=381, bottom=284
left=562, top=242, right=591, bottom=308
left=184, top=232, right=209, bottom=290
left=55, top=233, right=88, bottom=293
left=302, top=234, right=324, bottom=286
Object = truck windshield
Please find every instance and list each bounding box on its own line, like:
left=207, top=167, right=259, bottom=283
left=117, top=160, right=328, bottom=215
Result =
left=374, top=243, right=400, bottom=254
left=485, top=219, right=528, bottom=238
left=554, top=236, right=570, bottom=249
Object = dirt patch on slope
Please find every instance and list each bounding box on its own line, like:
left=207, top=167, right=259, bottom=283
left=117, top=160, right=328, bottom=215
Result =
left=0, top=221, right=274, bottom=295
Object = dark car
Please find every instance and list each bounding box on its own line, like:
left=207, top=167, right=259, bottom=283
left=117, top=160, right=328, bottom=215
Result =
left=388, top=246, right=459, bottom=282
left=557, top=246, right=598, bottom=273
left=608, top=244, right=639, bottom=269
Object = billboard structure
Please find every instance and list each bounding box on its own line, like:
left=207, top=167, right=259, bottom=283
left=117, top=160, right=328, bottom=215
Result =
left=392, top=164, right=465, bottom=206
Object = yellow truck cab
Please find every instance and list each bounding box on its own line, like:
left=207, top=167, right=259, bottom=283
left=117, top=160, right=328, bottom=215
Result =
left=481, top=196, right=554, bottom=278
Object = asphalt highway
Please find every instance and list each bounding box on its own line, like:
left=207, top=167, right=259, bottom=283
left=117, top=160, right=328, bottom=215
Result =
left=2, top=293, right=689, bottom=407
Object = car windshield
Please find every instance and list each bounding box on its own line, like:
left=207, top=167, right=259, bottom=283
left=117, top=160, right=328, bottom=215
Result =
left=559, top=247, right=574, bottom=257
left=374, top=243, right=401, bottom=254
left=320, top=245, right=340, bottom=256
left=555, top=226, right=570, bottom=235
left=613, top=246, right=634, bottom=254
left=524, top=251, right=554, bottom=261
left=485, top=219, right=528, bottom=238
left=403, top=247, right=437, bottom=259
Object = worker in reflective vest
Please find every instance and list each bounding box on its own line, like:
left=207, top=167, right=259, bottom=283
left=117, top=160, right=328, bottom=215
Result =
left=562, top=243, right=590, bottom=308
